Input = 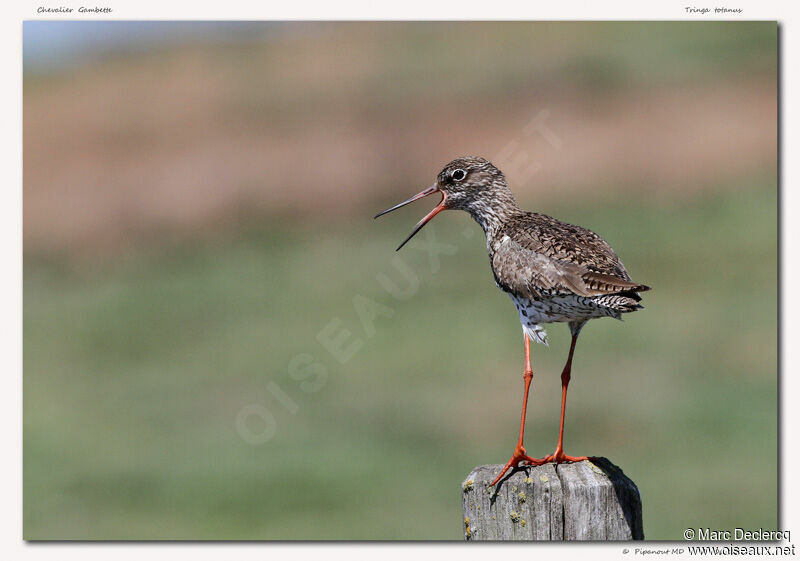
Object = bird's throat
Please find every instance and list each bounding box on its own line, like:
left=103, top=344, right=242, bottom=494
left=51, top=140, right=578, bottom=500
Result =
left=466, top=196, right=522, bottom=239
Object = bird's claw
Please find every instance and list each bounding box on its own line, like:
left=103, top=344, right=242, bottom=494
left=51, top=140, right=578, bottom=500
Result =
left=489, top=446, right=547, bottom=486
left=491, top=447, right=592, bottom=486
left=542, top=447, right=589, bottom=464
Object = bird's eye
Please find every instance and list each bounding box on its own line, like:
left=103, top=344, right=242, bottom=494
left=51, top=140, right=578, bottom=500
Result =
left=452, top=169, right=466, bottom=181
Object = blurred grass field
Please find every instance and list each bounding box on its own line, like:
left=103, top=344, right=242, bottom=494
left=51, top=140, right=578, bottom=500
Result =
left=23, top=21, right=777, bottom=540
left=24, top=176, right=776, bottom=539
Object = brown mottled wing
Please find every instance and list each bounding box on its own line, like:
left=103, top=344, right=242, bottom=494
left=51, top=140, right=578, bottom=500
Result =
left=491, top=212, right=650, bottom=299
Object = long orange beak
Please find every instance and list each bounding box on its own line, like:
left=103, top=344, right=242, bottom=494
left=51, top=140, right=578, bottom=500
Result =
left=374, top=184, right=446, bottom=251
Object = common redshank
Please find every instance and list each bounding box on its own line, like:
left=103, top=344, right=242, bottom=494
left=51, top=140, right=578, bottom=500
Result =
left=375, top=156, right=650, bottom=486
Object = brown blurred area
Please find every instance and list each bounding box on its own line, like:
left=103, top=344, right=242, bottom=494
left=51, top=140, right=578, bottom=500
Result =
left=24, top=22, right=776, bottom=254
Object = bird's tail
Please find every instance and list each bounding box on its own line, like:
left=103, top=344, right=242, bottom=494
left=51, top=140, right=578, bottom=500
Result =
left=595, top=289, right=646, bottom=316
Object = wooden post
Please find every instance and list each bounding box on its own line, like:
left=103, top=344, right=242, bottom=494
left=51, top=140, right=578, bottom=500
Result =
left=461, top=458, right=643, bottom=541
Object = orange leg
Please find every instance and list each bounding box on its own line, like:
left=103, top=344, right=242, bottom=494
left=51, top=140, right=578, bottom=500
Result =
left=490, top=335, right=547, bottom=486
left=542, top=333, right=589, bottom=464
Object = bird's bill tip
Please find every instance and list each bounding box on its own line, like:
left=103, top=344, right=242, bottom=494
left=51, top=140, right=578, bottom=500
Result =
left=374, top=184, right=439, bottom=219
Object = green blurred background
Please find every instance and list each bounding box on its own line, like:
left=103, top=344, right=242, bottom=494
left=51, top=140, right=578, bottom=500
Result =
left=23, top=22, right=777, bottom=540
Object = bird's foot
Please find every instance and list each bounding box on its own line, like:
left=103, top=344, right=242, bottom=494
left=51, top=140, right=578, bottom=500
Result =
left=542, top=446, right=589, bottom=464
left=489, top=445, right=547, bottom=486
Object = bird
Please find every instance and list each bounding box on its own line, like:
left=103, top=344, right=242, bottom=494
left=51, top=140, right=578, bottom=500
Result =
left=374, top=156, right=650, bottom=486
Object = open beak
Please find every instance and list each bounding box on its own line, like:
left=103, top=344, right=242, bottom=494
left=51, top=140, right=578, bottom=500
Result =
left=374, top=184, right=446, bottom=251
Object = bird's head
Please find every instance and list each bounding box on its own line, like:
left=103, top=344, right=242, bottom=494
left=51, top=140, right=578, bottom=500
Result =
left=375, top=156, right=516, bottom=250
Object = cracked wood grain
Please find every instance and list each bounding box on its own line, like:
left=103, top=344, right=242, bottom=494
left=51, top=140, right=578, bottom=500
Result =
left=461, top=458, right=643, bottom=541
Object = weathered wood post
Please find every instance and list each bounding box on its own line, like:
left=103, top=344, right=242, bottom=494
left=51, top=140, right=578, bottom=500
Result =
left=461, top=458, right=643, bottom=541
